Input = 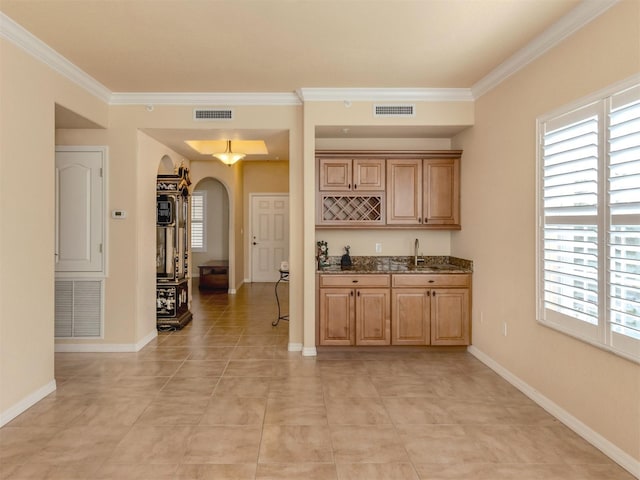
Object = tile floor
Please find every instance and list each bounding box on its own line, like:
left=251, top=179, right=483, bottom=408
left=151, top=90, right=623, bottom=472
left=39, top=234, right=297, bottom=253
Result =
left=0, top=282, right=634, bottom=479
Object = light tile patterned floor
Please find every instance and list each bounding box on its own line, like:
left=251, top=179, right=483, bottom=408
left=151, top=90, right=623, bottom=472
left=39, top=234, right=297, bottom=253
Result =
left=0, top=282, right=634, bottom=479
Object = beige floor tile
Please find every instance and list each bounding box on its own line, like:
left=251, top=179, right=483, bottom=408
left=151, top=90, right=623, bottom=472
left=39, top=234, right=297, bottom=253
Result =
left=336, top=463, right=419, bottom=480
left=318, top=360, right=370, bottom=376
left=214, top=377, right=271, bottom=397
left=136, top=396, right=210, bottom=426
left=174, top=360, right=227, bottom=377
left=325, top=397, right=391, bottom=425
left=370, top=376, right=435, bottom=397
left=6, top=397, right=92, bottom=428
left=138, top=346, right=192, bottom=361
left=268, top=377, right=324, bottom=399
left=30, top=425, right=129, bottom=465
left=322, top=376, right=379, bottom=398
left=70, top=396, right=153, bottom=427
left=224, top=360, right=275, bottom=377
left=415, top=463, right=584, bottom=480
left=256, top=463, right=338, bottom=479
left=183, top=426, right=262, bottom=464
left=382, top=397, right=450, bottom=425
left=237, top=336, right=279, bottom=347
left=175, top=463, right=257, bottom=479
left=200, top=396, right=267, bottom=425
left=106, top=425, right=192, bottom=464
left=0, top=427, right=59, bottom=464
left=396, top=424, right=499, bottom=465
left=187, top=347, right=235, bottom=362
left=92, top=463, right=179, bottom=479
left=264, top=398, right=328, bottom=425
left=331, top=425, right=409, bottom=463
left=0, top=463, right=101, bottom=479
left=259, top=425, right=333, bottom=463
left=230, top=346, right=275, bottom=360
left=160, top=376, right=219, bottom=396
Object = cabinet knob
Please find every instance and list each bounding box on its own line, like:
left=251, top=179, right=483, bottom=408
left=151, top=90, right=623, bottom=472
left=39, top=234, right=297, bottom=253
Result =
left=350, top=291, right=354, bottom=296
left=348, top=183, right=351, bottom=189
left=352, top=280, right=359, bottom=283
left=432, top=291, right=436, bottom=296
left=354, top=184, right=358, bottom=190
left=424, top=217, right=428, bottom=223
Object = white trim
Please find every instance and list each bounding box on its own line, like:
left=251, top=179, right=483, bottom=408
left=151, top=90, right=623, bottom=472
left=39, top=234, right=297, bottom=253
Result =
left=0, top=13, right=111, bottom=102
left=287, top=342, right=303, bottom=352
left=136, top=329, right=158, bottom=351
left=296, top=88, right=473, bottom=102
left=468, top=346, right=640, bottom=479
left=110, top=92, right=301, bottom=106
left=228, top=288, right=237, bottom=294
left=302, top=346, right=317, bottom=357
left=472, top=0, right=620, bottom=98
left=0, top=380, right=57, bottom=427
left=55, top=328, right=157, bottom=353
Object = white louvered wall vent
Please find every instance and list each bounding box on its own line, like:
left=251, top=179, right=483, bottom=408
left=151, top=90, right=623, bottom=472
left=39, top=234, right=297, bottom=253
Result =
left=55, top=280, right=103, bottom=338
left=193, top=108, right=234, bottom=121
left=373, top=104, right=415, bottom=117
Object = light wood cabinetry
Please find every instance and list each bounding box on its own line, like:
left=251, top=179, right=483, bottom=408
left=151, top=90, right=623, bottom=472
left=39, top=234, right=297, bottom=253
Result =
left=316, top=151, right=461, bottom=229
left=318, top=275, right=391, bottom=346
left=319, top=158, right=385, bottom=191
left=387, top=158, right=460, bottom=228
left=391, top=274, right=470, bottom=346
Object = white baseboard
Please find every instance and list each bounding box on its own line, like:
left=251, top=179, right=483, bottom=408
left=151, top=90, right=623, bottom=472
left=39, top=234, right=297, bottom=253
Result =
left=288, top=343, right=303, bottom=352
left=302, top=346, right=317, bottom=357
left=244, top=277, right=251, bottom=284
left=0, top=380, right=56, bottom=427
left=55, top=328, right=158, bottom=353
left=467, top=345, right=640, bottom=479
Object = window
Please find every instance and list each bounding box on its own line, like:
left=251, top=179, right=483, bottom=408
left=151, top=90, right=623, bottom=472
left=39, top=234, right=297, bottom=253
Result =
left=191, top=190, right=206, bottom=252
left=537, top=78, right=640, bottom=363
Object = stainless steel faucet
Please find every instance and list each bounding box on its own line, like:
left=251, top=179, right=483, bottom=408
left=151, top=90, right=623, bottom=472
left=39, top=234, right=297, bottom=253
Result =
left=414, top=238, right=419, bottom=266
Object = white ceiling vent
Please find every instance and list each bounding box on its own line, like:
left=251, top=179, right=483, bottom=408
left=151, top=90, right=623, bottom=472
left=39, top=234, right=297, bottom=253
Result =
left=373, top=104, right=415, bottom=117
left=193, top=108, right=234, bottom=121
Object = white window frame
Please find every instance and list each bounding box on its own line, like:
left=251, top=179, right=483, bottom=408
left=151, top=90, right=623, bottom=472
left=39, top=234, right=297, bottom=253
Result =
left=191, top=190, right=206, bottom=253
left=536, top=75, right=640, bottom=364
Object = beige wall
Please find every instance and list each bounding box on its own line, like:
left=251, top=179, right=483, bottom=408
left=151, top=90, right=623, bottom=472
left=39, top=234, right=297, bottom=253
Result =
left=452, top=0, right=639, bottom=464
left=242, top=160, right=290, bottom=281
left=0, top=39, right=108, bottom=419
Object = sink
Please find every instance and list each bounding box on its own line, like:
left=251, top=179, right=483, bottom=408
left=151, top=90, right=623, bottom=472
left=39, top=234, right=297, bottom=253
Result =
left=408, top=264, right=459, bottom=272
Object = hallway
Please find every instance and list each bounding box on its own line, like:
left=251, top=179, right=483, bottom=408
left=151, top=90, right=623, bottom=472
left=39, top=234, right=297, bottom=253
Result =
left=0, top=283, right=632, bottom=479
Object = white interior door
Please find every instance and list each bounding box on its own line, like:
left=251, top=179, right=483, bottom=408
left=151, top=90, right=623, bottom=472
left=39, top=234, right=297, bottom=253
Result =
left=55, top=147, right=105, bottom=274
left=251, top=194, right=289, bottom=282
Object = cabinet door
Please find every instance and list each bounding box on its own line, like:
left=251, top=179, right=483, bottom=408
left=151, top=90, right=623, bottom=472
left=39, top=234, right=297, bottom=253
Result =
left=423, top=158, right=460, bottom=226
left=353, top=159, right=385, bottom=191
left=319, top=158, right=352, bottom=191
left=386, top=159, right=422, bottom=224
left=319, top=288, right=355, bottom=345
left=391, top=288, right=430, bottom=345
left=55, top=147, right=105, bottom=274
left=356, top=288, right=390, bottom=345
left=431, top=288, right=469, bottom=345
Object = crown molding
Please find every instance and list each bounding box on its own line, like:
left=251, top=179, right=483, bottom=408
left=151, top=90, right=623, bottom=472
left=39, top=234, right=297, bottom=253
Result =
left=296, top=88, right=473, bottom=102
left=109, top=92, right=302, bottom=106
left=471, top=0, right=620, bottom=99
left=0, top=12, right=112, bottom=103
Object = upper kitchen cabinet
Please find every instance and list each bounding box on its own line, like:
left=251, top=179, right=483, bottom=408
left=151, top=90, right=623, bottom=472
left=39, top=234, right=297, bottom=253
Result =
left=318, top=158, right=385, bottom=191
left=387, top=155, right=461, bottom=229
left=316, top=150, right=461, bottom=229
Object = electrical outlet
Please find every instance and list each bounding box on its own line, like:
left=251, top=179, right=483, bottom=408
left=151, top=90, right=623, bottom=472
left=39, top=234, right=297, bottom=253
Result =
left=375, top=243, right=382, bottom=253
left=502, top=321, right=508, bottom=336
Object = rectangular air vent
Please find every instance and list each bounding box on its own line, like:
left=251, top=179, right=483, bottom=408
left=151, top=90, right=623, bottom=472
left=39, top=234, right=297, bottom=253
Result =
left=373, top=104, right=415, bottom=117
left=193, top=108, right=234, bottom=121
left=55, top=280, right=103, bottom=338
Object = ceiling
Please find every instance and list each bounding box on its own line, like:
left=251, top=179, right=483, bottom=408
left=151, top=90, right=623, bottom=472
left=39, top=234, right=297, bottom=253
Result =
left=2, top=0, right=584, bottom=161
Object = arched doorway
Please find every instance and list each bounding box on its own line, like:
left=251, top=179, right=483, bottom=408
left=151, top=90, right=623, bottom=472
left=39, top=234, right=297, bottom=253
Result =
left=191, top=177, right=230, bottom=290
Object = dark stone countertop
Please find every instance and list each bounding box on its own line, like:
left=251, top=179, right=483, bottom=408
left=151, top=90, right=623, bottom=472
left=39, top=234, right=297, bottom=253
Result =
left=317, top=256, right=472, bottom=274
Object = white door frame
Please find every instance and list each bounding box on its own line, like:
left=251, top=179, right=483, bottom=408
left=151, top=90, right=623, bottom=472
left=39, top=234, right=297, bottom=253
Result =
left=249, top=193, right=289, bottom=283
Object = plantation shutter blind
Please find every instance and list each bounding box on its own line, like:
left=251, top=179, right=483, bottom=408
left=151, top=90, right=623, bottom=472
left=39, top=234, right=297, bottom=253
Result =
left=541, top=103, right=602, bottom=339
left=191, top=191, right=206, bottom=251
left=608, top=86, right=640, bottom=351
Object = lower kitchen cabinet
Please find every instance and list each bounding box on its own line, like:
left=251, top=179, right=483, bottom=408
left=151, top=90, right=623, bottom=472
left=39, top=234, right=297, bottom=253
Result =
left=430, top=288, right=469, bottom=345
left=318, top=275, right=391, bottom=346
left=391, top=273, right=471, bottom=346
left=318, top=273, right=470, bottom=347
left=392, top=288, right=430, bottom=345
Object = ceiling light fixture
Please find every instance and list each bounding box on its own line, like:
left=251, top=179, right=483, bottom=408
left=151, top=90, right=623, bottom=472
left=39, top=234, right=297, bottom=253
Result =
left=212, top=140, right=246, bottom=166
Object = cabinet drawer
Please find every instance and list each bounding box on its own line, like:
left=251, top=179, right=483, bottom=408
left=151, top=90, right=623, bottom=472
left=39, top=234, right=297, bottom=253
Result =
left=392, top=274, right=470, bottom=288
left=320, top=274, right=390, bottom=288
